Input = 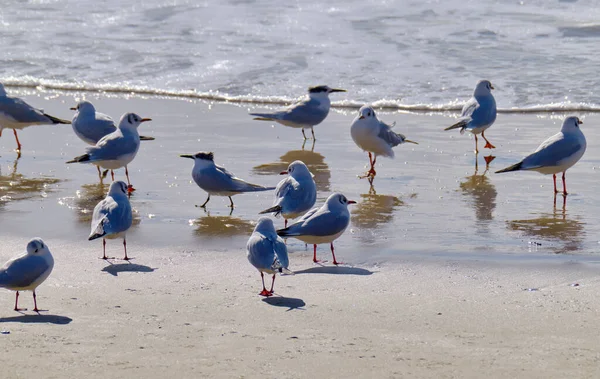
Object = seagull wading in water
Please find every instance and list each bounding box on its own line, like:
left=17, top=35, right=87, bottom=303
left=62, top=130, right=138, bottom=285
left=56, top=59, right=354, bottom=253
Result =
left=180, top=152, right=275, bottom=209
left=70, top=101, right=155, bottom=179
left=444, top=80, right=497, bottom=154
left=0, top=238, right=54, bottom=312
left=247, top=217, right=292, bottom=297
left=66, top=112, right=151, bottom=192
left=0, top=83, right=70, bottom=152
left=250, top=85, right=346, bottom=140
left=259, top=160, right=317, bottom=228
left=495, top=116, right=586, bottom=195
left=89, top=181, right=133, bottom=260
left=350, top=105, right=418, bottom=179
left=277, top=192, right=356, bottom=265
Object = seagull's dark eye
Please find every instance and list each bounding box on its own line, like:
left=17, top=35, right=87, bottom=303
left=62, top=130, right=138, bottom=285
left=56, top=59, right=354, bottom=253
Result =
left=34, top=248, right=38, bottom=253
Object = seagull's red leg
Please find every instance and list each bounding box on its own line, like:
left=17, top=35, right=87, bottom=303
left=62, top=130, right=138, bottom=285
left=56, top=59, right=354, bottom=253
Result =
left=553, top=174, right=558, bottom=194
left=102, top=239, right=107, bottom=260
left=259, top=272, right=271, bottom=296
left=14, top=291, right=26, bottom=311
left=562, top=172, right=568, bottom=195
left=32, top=290, right=39, bottom=312
left=474, top=135, right=479, bottom=154
left=269, top=274, right=276, bottom=295
left=330, top=243, right=342, bottom=265
left=13, top=129, right=22, bottom=151
left=125, top=166, right=135, bottom=193
left=284, top=219, right=287, bottom=228
left=123, top=238, right=131, bottom=260
left=313, top=244, right=320, bottom=263
left=482, top=131, right=495, bottom=149
left=111, top=170, right=115, bottom=181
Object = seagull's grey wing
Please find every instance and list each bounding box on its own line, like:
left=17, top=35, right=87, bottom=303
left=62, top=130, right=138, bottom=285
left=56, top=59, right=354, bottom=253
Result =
left=459, top=97, right=479, bottom=120
left=0, top=96, right=52, bottom=124
left=90, top=196, right=132, bottom=237
left=377, top=121, right=406, bottom=147
left=271, top=235, right=289, bottom=269
left=523, top=134, right=583, bottom=169
left=86, top=132, right=137, bottom=161
left=283, top=207, right=349, bottom=237
left=0, top=255, right=50, bottom=288
left=247, top=233, right=275, bottom=270
left=280, top=98, right=328, bottom=125
left=215, top=165, right=273, bottom=192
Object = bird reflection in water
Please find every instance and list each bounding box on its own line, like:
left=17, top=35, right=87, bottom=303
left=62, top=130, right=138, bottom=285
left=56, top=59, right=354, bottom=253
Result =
left=252, top=140, right=331, bottom=192
left=351, top=185, right=412, bottom=244
left=0, top=157, right=60, bottom=209
left=192, top=213, right=255, bottom=238
left=508, top=196, right=584, bottom=253
left=459, top=161, right=497, bottom=233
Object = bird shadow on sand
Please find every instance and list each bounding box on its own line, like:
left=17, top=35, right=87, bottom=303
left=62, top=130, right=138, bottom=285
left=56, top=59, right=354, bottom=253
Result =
left=293, top=266, right=374, bottom=276
left=0, top=314, right=72, bottom=325
left=101, top=262, right=156, bottom=276
left=262, top=296, right=306, bottom=311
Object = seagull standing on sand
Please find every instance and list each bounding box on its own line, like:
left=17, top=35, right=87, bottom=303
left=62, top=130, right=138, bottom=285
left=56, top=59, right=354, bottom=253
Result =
left=66, top=112, right=152, bottom=192
left=180, top=152, right=275, bottom=209
left=351, top=105, right=418, bottom=179
left=247, top=217, right=291, bottom=297
left=495, top=116, right=586, bottom=195
left=259, top=160, right=316, bottom=228
left=88, top=181, right=133, bottom=260
left=0, top=238, right=54, bottom=312
left=444, top=80, right=497, bottom=153
left=0, top=83, right=70, bottom=152
left=250, top=85, right=346, bottom=140
left=277, top=193, right=356, bottom=265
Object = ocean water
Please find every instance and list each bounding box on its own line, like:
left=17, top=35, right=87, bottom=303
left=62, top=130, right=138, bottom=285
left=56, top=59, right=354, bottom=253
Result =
left=2, top=0, right=600, bottom=111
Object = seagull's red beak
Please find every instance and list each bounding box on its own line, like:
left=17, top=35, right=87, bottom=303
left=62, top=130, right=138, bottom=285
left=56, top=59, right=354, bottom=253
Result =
left=280, top=170, right=288, bottom=175
left=140, top=118, right=152, bottom=123
left=348, top=200, right=357, bottom=204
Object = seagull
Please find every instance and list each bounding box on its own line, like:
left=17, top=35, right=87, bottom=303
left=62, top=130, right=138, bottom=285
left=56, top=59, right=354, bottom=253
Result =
left=259, top=160, right=317, bottom=227
left=247, top=217, right=291, bottom=297
left=444, top=80, right=497, bottom=153
left=0, top=83, right=70, bottom=152
left=277, top=192, right=356, bottom=265
left=180, top=152, right=275, bottom=209
left=249, top=85, right=346, bottom=140
left=66, top=112, right=152, bottom=192
left=88, top=181, right=133, bottom=260
left=495, top=116, right=586, bottom=195
left=350, top=105, right=418, bottom=179
left=0, top=238, right=54, bottom=312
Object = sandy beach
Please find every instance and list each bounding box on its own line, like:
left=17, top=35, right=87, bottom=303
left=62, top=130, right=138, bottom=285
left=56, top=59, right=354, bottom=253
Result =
left=1, top=91, right=600, bottom=378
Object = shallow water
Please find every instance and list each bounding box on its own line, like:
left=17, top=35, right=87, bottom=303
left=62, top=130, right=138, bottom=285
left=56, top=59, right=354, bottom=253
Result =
left=0, top=92, right=599, bottom=264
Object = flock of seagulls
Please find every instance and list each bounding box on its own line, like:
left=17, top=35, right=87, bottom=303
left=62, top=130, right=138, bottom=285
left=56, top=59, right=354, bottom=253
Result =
left=0, top=79, right=589, bottom=306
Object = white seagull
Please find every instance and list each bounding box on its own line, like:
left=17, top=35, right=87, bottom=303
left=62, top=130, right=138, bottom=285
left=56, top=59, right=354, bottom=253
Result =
left=180, top=151, right=275, bottom=209
left=88, top=181, right=133, bottom=260
left=495, top=116, right=586, bottom=195
left=0, top=83, right=70, bottom=152
left=259, top=160, right=317, bottom=227
left=444, top=80, right=497, bottom=153
left=0, top=238, right=54, bottom=312
left=67, top=112, right=152, bottom=192
left=350, top=105, right=418, bottom=179
left=247, top=217, right=291, bottom=297
left=250, top=85, right=346, bottom=140
left=277, top=192, right=356, bottom=265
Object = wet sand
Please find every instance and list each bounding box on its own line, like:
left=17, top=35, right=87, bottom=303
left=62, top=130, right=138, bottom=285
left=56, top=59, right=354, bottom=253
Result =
left=1, top=91, right=600, bottom=377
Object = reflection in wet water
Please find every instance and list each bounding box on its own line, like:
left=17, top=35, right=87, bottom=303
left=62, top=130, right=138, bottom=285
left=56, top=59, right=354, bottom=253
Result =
left=0, top=158, right=61, bottom=210
left=252, top=143, right=331, bottom=192
left=508, top=197, right=585, bottom=253
left=192, top=214, right=255, bottom=238
left=459, top=167, right=497, bottom=231
left=351, top=187, right=412, bottom=244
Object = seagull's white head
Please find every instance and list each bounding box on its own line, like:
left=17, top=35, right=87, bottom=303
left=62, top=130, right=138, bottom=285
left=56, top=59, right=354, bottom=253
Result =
left=118, top=112, right=152, bottom=131
left=107, top=180, right=129, bottom=197
left=26, top=238, right=51, bottom=256
left=474, top=80, right=494, bottom=97
left=0, top=83, right=6, bottom=97
left=357, top=105, right=377, bottom=121
left=561, top=116, right=583, bottom=133
left=70, top=100, right=96, bottom=114
left=325, top=192, right=357, bottom=210
left=281, top=160, right=313, bottom=179
left=253, top=216, right=276, bottom=235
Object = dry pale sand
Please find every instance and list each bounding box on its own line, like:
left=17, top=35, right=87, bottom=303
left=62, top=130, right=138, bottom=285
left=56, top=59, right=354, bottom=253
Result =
left=1, top=92, right=600, bottom=378
left=1, top=236, right=600, bottom=379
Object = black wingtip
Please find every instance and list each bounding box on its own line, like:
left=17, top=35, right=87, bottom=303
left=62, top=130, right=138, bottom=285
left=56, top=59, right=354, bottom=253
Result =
left=88, top=233, right=104, bottom=241
left=495, top=161, right=523, bottom=173
left=45, top=113, right=71, bottom=125
left=66, top=154, right=91, bottom=164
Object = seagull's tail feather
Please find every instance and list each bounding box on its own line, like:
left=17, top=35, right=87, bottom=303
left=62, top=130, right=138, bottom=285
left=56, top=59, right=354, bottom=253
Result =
left=45, top=114, right=71, bottom=125
left=139, top=135, right=155, bottom=141
left=259, top=205, right=282, bottom=216
left=444, top=120, right=467, bottom=131
left=250, top=113, right=276, bottom=121
left=495, top=161, right=523, bottom=174
left=66, top=154, right=91, bottom=164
